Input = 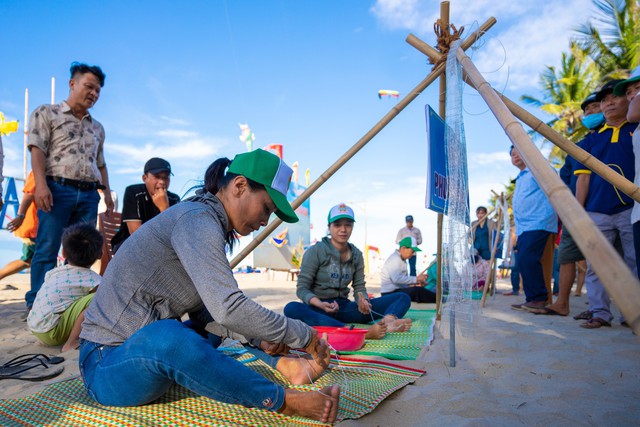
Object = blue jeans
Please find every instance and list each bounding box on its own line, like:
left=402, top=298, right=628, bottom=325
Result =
left=633, top=221, right=640, bottom=277
left=283, top=293, right=411, bottom=327
left=516, top=230, right=551, bottom=303
left=510, top=250, right=520, bottom=294
left=382, top=287, right=436, bottom=303
left=79, top=319, right=284, bottom=410
left=408, top=254, right=417, bottom=276
left=27, top=180, right=99, bottom=307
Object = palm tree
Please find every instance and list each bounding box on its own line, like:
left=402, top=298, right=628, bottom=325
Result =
left=520, top=43, right=601, bottom=165
left=575, top=0, right=640, bottom=78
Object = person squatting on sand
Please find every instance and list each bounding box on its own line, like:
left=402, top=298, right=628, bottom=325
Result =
left=380, top=237, right=436, bottom=303
left=79, top=149, right=339, bottom=423
left=284, top=203, right=412, bottom=340
left=27, top=223, right=103, bottom=352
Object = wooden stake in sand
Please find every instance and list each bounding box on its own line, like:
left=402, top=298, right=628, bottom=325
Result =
left=480, top=196, right=504, bottom=306
left=456, top=47, right=640, bottom=336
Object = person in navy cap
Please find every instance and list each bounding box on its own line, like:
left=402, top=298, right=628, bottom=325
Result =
left=111, top=157, right=180, bottom=253
left=395, top=214, right=422, bottom=276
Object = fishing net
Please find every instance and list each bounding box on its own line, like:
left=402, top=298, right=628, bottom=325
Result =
left=440, top=40, right=479, bottom=338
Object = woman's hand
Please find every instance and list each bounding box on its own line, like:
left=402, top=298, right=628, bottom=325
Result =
left=310, top=297, right=339, bottom=314
left=357, top=295, right=371, bottom=315
left=259, top=341, right=290, bottom=356
left=303, top=329, right=330, bottom=369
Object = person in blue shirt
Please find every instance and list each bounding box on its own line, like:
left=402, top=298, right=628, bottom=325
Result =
left=573, top=80, right=638, bottom=329
left=534, top=92, right=602, bottom=316
left=509, top=146, right=558, bottom=312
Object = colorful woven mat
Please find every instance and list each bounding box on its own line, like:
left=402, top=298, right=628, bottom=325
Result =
left=339, top=309, right=436, bottom=360
left=0, top=354, right=424, bottom=427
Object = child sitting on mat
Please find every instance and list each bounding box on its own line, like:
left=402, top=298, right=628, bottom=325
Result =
left=27, top=223, right=103, bottom=352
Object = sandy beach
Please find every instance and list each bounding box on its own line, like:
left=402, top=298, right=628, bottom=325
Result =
left=1, top=271, right=639, bottom=426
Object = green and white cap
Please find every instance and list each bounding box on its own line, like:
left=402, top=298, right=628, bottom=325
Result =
left=328, top=203, right=355, bottom=224
left=399, top=236, right=421, bottom=252
left=228, top=149, right=298, bottom=223
left=613, top=65, right=640, bottom=96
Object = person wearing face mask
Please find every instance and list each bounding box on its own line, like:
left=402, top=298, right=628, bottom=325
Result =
left=572, top=80, right=638, bottom=329
left=111, top=157, right=180, bottom=253
left=531, top=92, right=601, bottom=317
left=613, top=66, right=640, bottom=277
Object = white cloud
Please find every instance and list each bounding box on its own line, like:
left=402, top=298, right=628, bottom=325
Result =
left=372, top=0, right=594, bottom=90
left=469, top=150, right=510, bottom=166
left=108, top=137, right=224, bottom=162
left=159, top=115, right=190, bottom=126
left=156, top=129, right=198, bottom=139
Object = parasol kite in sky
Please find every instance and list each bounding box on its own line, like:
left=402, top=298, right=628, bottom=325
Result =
left=0, top=112, right=19, bottom=136
left=238, top=123, right=255, bottom=152
left=378, top=89, right=399, bottom=99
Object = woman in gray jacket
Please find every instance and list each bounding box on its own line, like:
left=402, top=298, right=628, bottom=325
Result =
left=79, top=149, right=339, bottom=424
left=284, top=203, right=412, bottom=339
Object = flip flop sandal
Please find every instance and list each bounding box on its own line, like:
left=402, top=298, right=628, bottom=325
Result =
left=573, top=310, right=593, bottom=320
left=1, top=354, right=65, bottom=368
left=579, top=318, right=611, bottom=329
left=0, top=361, right=64, bottom=382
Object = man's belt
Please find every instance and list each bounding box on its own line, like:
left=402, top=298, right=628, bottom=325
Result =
left=47, top=176, right=106, bottom=191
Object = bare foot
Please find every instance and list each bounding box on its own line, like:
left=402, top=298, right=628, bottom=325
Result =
left=276, top=352, right=331, bottom=385
left=387, top=318, right=412, bottom=333
left=543, top=303, right=569, bottom=316
left=280, top=385, right=340, bottom=423
left=61, top=339, right=79, bottom=353
left=365, top=319, right=387, bottom=339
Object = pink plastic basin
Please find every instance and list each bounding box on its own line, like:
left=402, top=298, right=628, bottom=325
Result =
left=313, top=326, right=367, bottom=351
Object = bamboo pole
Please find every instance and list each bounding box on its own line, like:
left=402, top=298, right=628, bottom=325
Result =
left=229, top=17, right=497, bottom=268
left=406, top=34, right=640, bottom=203
left=51, top=77, right=55, bottom=105
left=435, top=0, right=449, bottom=322
left=457, top=47, right=640, bottom=336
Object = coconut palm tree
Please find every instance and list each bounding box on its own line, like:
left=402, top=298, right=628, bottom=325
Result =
left=520, top=43, right=601, bottom=165
left=575, top=0, right=640, bottom=78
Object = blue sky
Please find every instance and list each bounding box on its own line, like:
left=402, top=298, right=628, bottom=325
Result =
left=0, top=0, right=594, bottom=269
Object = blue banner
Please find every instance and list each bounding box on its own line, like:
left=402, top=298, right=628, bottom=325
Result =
left=425, top=105, right=448, bottom=214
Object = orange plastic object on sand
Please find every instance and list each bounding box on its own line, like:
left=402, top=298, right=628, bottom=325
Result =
left=313, top=326, right=368, bottom=351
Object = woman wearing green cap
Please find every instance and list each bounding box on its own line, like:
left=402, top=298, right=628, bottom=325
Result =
left=79, top=149, right=339, bottom=423
left=284, top=203, right=412, bottom=339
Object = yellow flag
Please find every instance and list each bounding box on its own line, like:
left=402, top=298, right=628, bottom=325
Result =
left=0, top=112, right=19, bottom=136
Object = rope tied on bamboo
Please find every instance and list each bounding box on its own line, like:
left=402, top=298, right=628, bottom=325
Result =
left=431, top=19, right=464, bottom=67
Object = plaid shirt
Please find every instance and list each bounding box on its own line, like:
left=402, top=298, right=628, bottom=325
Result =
left=28, top=101, right=105, bottom=182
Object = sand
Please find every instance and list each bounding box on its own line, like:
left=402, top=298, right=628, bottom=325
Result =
left=1, top=271, right=639, bottom=426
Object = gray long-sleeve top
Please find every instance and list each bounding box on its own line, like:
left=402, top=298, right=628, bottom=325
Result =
left=81, top=192, right=312, bottom=349
left=296, top=237, right=367, bottom=304
left=380, top=250, right=416, bottom=293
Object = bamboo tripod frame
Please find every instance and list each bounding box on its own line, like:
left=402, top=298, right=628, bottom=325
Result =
left=405, top=35, right=640, bottom=204
left=229, top=15, right=497, bottom=269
